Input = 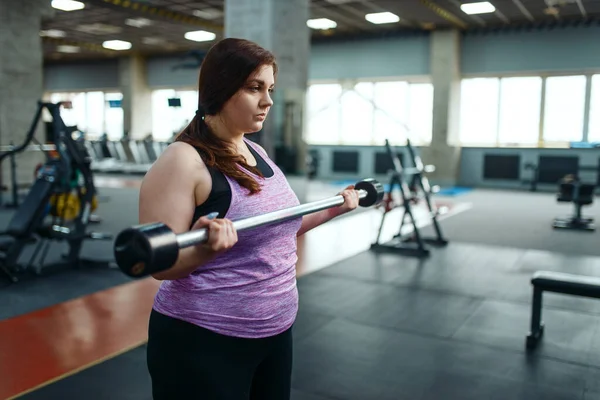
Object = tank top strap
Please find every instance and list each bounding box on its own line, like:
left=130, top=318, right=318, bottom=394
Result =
left=243, top=137, right=279, bottom=176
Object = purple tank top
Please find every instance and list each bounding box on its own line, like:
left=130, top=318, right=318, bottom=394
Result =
left=152, top=138, right=302, bottom=338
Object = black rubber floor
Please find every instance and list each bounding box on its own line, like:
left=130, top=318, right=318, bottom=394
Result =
left=18, top=243, right=600, bottom=399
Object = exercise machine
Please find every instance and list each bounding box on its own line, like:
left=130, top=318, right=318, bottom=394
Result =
left=552, top=175, right=595, bottom=231
left=0, top=101, right=113, bottom=283
left=113, top=179, right=384, bottom=278
left=370, top=139, right=448, bottom=258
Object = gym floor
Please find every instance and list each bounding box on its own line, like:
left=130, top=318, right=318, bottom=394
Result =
left=1, top=175, right=599, bottom=400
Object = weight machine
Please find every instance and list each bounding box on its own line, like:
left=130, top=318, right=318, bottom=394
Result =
left=370, top=139, right=448, bottom=258
left=0, top=101, right=113, bottom=283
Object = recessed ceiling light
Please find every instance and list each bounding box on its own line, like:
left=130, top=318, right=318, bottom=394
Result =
left=365, top=12, right=400, bottom=24
left=142, top=37, right=166, bottom=45
left=193, top=8, right=223, bottom=19
left=40, top=29, right=66, bottom=38
left=57, top=45, right=80, bottom=53
left=102, top=40, right=132, bottom=51
left=51, top=0, right=84, bottom=11
left=460, top=2, right=496, bottom=14
left=125, top=18, right=152, bottom=28
left=184, top=30, right=216, bottom=42
left=76, top=24, right=122, bottom=35
left=307, top=18, right=337, bottom=30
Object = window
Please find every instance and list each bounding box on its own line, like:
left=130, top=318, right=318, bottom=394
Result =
left=497, top=77, right=542, bottom=145
left=47, top=91, right=123, bottom=140
left=408, top=83, right=434, bottom=145
left=104, top=93, right=124, bottom=140
left=340, top=89, right=373, bottom=145
left=373, top=81, right=409, bottom=145
left=459, top=78, right=499, bottom=145
left=151, top=89, right=198, bottom=141
left=305, top=83, right=342, bottom=145
left=588, top=75, right=600, bottom=142
left=305, top=80, right=433, bottom=146
left=543, top=75, right=586, bottom=142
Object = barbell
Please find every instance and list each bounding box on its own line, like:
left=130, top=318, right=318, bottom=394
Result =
left=114, top=178, right=384, bottom=278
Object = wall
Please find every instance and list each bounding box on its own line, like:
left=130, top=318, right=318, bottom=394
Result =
left=462, top=25, right=600, bottom=75
left=146, top=53, right=200, bottom=88
left=309, top=34, right=430, bottom=80
left=459, top=147, right=600, bottom=190
left=43, top=59, right=120, bottom=91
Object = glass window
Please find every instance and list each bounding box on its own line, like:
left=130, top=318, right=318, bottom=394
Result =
left=305, top=84, right=342, bottom=144
left=340, top=89, right=373, bottom=145
left=498, top=77, right=542, bottom=145
left=305, top=80, right=433, bottom=146
left=588, top=75, right=600, bottom=142
left=373, top=81, right=408, bottom=145
left=152, top=89, right=177, bottom=141
left=86, top=91, right=105, bottom=137
left=543, top=75, right=586, bottom=142
left=408, top=83, right=434, bottom=145
left=104, top=92, right=124, bottom=140
left=459, top=78, right=500, bottom=145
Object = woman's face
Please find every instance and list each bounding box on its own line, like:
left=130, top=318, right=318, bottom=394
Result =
left=221, top=64, right=275, bottom=134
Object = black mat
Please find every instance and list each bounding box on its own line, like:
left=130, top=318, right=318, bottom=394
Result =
left=17, top=243, right=600, bottom=400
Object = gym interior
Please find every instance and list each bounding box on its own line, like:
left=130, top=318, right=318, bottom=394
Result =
left=2, top=0, right=600, bottom=399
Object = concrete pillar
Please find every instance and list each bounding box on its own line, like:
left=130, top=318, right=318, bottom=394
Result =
left=225, top=0, right=310, bottom=173
left=119, top=54, right=153, bottom=140
left=420, top=29, right=462, bottom=186
left=0, top=0, right=52, bottom=191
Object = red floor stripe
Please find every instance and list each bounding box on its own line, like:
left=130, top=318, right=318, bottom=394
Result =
left=0, top=278, right=160, bottom=400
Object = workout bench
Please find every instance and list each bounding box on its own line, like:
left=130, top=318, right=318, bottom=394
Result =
left=526, top=271, right=600, bottom=349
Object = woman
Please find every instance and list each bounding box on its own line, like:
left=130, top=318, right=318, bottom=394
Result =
left=141, top=37, right=359, bottom=400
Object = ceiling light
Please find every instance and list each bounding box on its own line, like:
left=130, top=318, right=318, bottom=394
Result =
left=40, top=29, right=66, bottom=38
left=57, top=45, right=80, bottom=53
left=102, top=40, right=132, bottom=51
left=460, top=2, right=496, bottom=14
left=365, top=12, right=400, bottom=24
left=184, top=30, right=216, bottom=42
left=51, top=0, right=84, bottom=11
left=125, top=18, right=152, bottom=28
left=307, top=18, right=337, bottom=30
left=76, top=23, right=122, bottom=35
left=142, top=37, right=166, bottom=45
left=193, top=8, right=223, bottom=19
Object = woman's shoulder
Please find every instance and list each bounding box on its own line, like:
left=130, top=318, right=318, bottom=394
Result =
left=147, top=141, right=207, bottom=178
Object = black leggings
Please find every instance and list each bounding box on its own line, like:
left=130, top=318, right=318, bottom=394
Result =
left=146, top=310, right=293, bottom=400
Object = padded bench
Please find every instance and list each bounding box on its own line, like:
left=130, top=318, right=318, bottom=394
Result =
left=526, top=271, right=600, bottom=349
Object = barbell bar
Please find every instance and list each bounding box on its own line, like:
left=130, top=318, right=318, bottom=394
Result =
left=114, top=178, right=385, bottom=278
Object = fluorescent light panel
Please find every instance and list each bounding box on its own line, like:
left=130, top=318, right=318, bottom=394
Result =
left=307, top=18, right=337, bottom=30
left=57, top=45, right=80, bottom=53
left=51, top=0, right=84, bottom=11
left=102, top=40, right=132, bottom=50
left=461, top=2, right=496, bottom=14
left=365, top=12, right=400, bottom=24
left=184, top=30, right=216, bottom=42
left=40, top=29, right=66, bottom=38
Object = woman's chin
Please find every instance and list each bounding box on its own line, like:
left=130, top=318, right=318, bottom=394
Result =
left=246, top=121, right=264, bottom=133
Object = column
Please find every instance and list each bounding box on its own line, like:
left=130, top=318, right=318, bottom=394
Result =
left=225, top=0, right=310, bottom=173
left=0, top=0, right=52, bottom=191
left=420, top=29, right=462, bottom=186
left=119, top=54, right=153, bottom=140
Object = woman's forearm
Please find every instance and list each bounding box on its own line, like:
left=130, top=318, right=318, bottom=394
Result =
left=297, top=208, right=345, bottom=237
